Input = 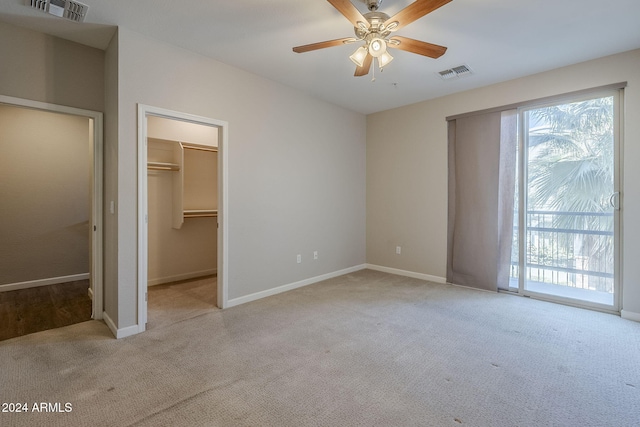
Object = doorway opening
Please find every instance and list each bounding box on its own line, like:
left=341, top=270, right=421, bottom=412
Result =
left=0, top=95, right=104, bottom=339
left=137, top=105, right=228, bottom=332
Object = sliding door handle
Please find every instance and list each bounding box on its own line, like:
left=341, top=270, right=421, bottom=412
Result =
left=609, top=192, right=620, bottom=210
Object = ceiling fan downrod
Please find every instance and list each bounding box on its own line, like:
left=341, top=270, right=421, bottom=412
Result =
left=366, top=0, right=383, bottom=11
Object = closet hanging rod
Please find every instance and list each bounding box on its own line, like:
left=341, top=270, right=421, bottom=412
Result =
left=182, top=143, right=218, bottom=153
left=184, top=209, right=218, bottom=218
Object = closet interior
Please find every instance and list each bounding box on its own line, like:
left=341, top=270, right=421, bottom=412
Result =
left=146, top=117, right=218, bottom=324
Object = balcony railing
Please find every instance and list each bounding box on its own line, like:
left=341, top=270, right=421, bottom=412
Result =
left=511, top=210, right=614, bottom=294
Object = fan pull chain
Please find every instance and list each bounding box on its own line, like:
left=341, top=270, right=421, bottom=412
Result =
left=371, top=61, right=376, bottom=82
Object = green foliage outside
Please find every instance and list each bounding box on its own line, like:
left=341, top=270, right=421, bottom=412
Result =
left=512, top=96, right=615, bottom=292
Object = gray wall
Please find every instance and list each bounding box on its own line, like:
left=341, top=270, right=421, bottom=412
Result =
left=367, top=49, right=640, bottom=317
left=105, top=28, right=367, bottom=328
left=103, top=29, right=119, bottom=325
left=0, top=22, right=104, bottom=112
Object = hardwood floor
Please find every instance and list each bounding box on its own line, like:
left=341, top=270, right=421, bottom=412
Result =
left=0, top=280, right=92, bottom=341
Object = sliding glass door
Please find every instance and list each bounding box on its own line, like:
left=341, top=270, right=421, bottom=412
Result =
left=511, top=92, right=620, bottom=310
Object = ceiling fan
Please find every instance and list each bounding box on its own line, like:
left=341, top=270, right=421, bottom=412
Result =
left=293, top=0, right=452, bottom=77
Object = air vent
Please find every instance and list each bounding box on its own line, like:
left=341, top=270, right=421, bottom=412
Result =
left=27, top=0, right=47, bottom=12
left=25, top=0, right=89, bottom=23
left=438, top=64, right=474, bottom=80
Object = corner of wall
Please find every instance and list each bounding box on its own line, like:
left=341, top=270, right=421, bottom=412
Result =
left=102, top=27, right=120, bottom=328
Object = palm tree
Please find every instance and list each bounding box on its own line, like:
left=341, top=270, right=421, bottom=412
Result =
left=527, top=97, right=614, bottom=215
left=524, top=96, right=615, bottom=291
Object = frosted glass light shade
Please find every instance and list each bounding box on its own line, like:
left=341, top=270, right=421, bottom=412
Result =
left=368, top=37, right=387, bottom=58
left=377, top=51, right=394, bottom=68
left=349, top=46, right=368, bottom=67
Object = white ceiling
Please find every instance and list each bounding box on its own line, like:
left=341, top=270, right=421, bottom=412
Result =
left=1, top=0, right=639, bottom=114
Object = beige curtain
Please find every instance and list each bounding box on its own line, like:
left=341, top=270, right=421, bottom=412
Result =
left=447, top=110, right=517, bottom=291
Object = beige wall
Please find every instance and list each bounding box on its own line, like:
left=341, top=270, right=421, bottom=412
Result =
left=367, top=48, right=640, bottom=316
left=0, top=22, right=104, bottom=112
left=0, top=105, right=90, bottom=285
left=147, top=169, right=217, bottom=284
left=105, top=27, right=366, bottom=328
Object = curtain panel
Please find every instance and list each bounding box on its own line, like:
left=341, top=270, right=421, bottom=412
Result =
left=447, top=110, right=517, bottom=291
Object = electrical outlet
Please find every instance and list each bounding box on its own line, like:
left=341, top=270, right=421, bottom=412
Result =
left=297, top=254, right=302, bottom=263
left=313, top=251, right=318, bottom=260
left=396, top=246, right=402, bottom=255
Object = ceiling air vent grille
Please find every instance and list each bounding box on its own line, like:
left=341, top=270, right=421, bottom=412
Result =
left=25, top=0, right=89, bottom=23
left=438, top=64, right=473, bottom=80
left=28, top=0, right=48, bottom=12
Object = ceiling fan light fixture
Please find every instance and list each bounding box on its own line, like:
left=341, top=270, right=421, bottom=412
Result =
left=368, top=37, right=387, bottom=58
left=292, top=0, right=452, bottom=78
left=349, top=46, right=368, bottom=67
left=377, top=50, right=394, bottom=68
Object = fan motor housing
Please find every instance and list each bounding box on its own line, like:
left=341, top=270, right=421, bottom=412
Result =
left=354, top=11, right=391, bottom=39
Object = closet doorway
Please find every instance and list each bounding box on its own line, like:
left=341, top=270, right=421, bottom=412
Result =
left=137, top=105, right=228, bottom=332
left=0, top=95, right=104, bottom=338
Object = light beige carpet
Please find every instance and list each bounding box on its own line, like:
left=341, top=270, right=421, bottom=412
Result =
left=1, top=269, right=639, bottom=426
left=146, top=275, right=218, bottom=331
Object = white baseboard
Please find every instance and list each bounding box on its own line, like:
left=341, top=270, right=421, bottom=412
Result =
left=621, top=310, right=640, bottom=323
left=147, top=269, right=217, bottom=287
left=226, top=264, right=368, bottom=308
left=102, top=311, right=143, bottom=339
left=0, top=273, right=90, bottom=293
left=365, top=264, right=447, bottom=284
left=365, top=264, right=499, bottom=294
left=364, top=266, right=637, bottom=313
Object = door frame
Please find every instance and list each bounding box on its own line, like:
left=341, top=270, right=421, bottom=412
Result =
left=137, top=104, right=229, bottom=330
left=514, top=89, right=622, bottom=314
left=0, top=95, right=104, bottom=319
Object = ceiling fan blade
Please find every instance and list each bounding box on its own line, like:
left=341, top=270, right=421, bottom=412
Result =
left=354, top=54, right=373, bottom=77
left=388, top=36, right=447, bottom=58
left=327, top=0, right=370, bottom=29
left=293, top=37, right=357, bottom=53
left=384, top=0, right=453, bottom=32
